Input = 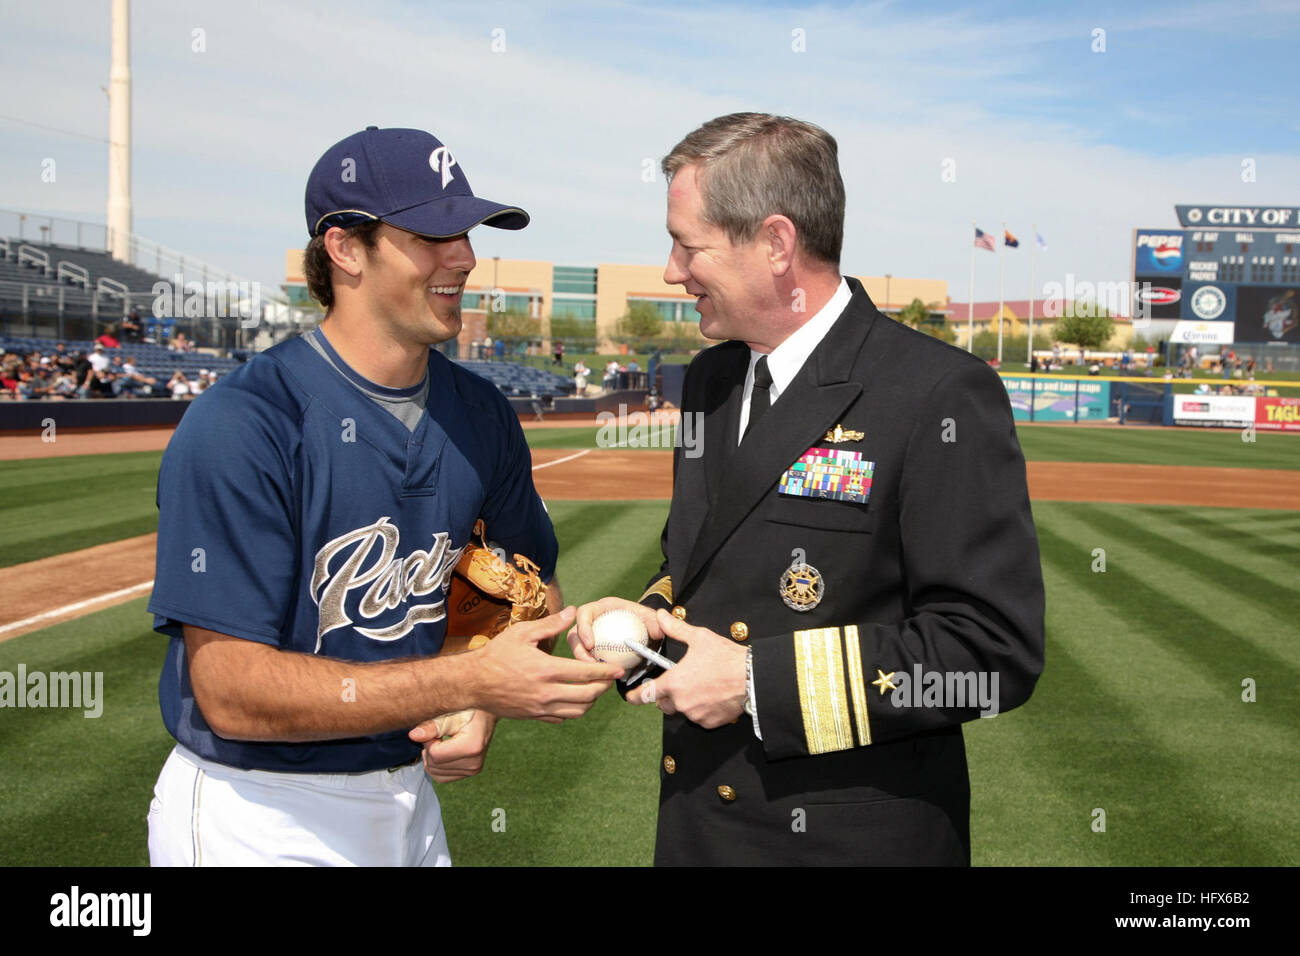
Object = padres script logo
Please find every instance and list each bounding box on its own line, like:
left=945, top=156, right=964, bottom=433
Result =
left=310, top=517, right=465, bottom=651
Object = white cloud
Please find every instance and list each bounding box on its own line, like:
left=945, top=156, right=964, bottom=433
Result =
left=0, top=0, right=1295, bottom=308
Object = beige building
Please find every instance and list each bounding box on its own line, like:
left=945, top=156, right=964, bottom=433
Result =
left=285, top=249, right=950, bottom=353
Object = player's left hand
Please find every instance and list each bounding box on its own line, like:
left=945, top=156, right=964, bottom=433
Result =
left=625, top=608, right=747, bottom=729
left=409, top=709, right=497, bottom=783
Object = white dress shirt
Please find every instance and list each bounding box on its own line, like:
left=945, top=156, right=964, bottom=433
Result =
left=737, top=278, right=852, bottom=443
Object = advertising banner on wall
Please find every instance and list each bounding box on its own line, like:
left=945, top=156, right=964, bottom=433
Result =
left=1171, top=394, right=1256, bottom=427
left=1255, top=396, right=1300, bottom=432
left=1002, top=378, right=1111, bottom=422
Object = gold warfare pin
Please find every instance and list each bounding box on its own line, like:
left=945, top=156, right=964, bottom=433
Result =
left=822, top=424, right=864, bottom=444
left=779, top=563, right=824, bottom=611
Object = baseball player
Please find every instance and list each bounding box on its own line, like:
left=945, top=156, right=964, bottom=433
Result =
left=145, top=126, right=622, bottom=867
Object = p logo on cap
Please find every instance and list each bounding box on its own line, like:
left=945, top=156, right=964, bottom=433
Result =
left=429, top=147, right=458, bottom=190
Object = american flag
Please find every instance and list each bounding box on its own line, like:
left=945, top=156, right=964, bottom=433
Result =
left=974, top=227, right=996, bottom=252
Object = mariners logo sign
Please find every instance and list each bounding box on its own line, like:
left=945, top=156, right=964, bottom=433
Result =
left=310, top=517, right=465, bottom=650
left=1190, top=285, right=1227, bottom=320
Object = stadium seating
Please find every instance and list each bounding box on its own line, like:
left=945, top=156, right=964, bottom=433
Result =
left=453, top=359, right=575, bottom=398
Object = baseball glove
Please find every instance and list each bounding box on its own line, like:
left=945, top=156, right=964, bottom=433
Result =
left=430, top=520, right=548, bottom=737
left=442, top=519, right=548, bottom=653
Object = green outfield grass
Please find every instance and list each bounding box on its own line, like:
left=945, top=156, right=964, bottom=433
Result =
left=0, top=451, right=162, bottom=568
left=1, top=499, right=1296, bottom=866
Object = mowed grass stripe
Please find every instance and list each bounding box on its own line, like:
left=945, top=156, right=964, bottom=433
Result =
left=0, top=451, right=162, bottom=568
left=436, top=499, right=669, bottom=865
left=1151, top=506, right=1300, bottom=560
left=1032, top=516, right=1300, bottom=710
left=1051, top=502, right=1300, bottom=633
left=0, top=599, right=170, bottom=867
left=1015, top=426, right=1300, bottom=470
left=966, top=523, right=1292, bottom=865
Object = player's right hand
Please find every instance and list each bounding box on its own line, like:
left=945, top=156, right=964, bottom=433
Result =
left=473, top=606, right=623, bottom=722
left=568, top=596, right=666, bottom=663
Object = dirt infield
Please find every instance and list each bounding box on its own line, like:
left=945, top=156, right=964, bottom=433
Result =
left=4, top=436, right=1300, bottom=643
left=0, top=426, right=177, bottom=460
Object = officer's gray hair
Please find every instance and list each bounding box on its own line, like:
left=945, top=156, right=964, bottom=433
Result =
left=661, top=113, right=845, bottom=268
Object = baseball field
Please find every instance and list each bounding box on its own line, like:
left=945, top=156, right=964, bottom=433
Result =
left=0, top=419, right=1297, bottom=866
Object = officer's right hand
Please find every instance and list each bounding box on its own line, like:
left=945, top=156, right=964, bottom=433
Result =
left=472, top=607, right=622, bottom=723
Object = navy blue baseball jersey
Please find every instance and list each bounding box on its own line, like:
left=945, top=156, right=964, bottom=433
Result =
left=148, top=335, right=557, bottom=772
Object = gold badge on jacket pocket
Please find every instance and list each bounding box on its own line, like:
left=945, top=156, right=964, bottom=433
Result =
left=779, top=445, right=874, bottom=505
left=779, top=562, right=824, bottom=611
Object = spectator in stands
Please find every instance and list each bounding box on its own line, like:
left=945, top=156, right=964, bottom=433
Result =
left=116, top=356, right=157, bottom=398
left=51, top=368, right=78, bottom=398
left=494, top=337, right=505, bottom=362
left=167, top=369, right=192, bottom=400
left=603, top=359, right=619, bottom=391
left=0, top=365, right=18, bottom=399
left=88, top=368, right=116, bottom=399
left=96, top=325, right=121, bottom=350
left=123, top=307, right=143, bottom=343
left=169, top=330, right=189, bottom=352
left=553, top=339, right=564, bottom=366
left=88, top=343, right=110, bottom=374
left=626, top=358, right=640, bottom=373
left=1030, top=352, right=1040, bottom=373
left=483, top=335, right=494, bottom=360
left=573, top=360, right=590, bottom=394
left=1246, top=356, right=1256, bottom=378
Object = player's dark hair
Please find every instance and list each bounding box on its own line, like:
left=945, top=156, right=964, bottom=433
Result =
left=303, top=220, right=384, bottom=309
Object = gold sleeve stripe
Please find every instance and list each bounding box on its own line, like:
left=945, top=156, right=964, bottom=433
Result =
left=793, top=627, right=854, bottom=755
left=843, top=625, right=872, bottom=746
left=639, top=576, right=673, bottom=604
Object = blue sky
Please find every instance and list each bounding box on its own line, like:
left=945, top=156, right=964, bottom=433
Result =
left=1, top=0, right=1297, bottom=309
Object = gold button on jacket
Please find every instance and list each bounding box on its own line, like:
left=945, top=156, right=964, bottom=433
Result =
left=672, top=605, right=687, bottom=620
left=663, top=755, right=677, bottom=774
left=729, top=621, right=749, bottom=641
left=717, top=785, right=736, bottom=802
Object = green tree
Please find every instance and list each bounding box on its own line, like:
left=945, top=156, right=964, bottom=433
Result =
left=1052, top=300, right=1114, bottom=349
left=615, top=301, right=664, bottom=343
left=896, top=297, right=931, bottom=328
left=487, top=307, right=539, bottom=341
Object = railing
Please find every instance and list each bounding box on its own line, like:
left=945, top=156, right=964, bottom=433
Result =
left=57, top=261, right=90, bottom=289
left=0, top=207, right=315, bottom=336
left=17, top=244, right=49, bottom=275
left=97, top=276, right=129, bottom=299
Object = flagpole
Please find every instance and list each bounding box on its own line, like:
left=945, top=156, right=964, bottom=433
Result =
left=1028, top=222, right=1037, bottom=366
left=997, top=221, right=1006, bottom=366
left=968, top=222, right=975, bottom=353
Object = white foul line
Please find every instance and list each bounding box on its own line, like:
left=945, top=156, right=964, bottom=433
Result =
left=531, top=448, right=592, bottom=470
left=0, top=580, right=154, bottom=637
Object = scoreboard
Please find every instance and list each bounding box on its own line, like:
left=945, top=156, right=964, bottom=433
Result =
left=1132, top=205, right=1300, bottom=346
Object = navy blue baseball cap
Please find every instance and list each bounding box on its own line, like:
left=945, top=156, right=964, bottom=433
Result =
left=305, top=126, right=529, bottom=238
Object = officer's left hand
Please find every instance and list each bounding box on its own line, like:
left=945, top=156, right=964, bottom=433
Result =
left=409, top=709, right=497, bottom=783
left=625, top=608, right=747, bottom=729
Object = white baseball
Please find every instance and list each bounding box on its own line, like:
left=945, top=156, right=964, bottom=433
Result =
left=591, top=609, right=650, bottom=669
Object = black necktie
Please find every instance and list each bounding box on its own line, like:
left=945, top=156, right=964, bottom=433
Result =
left=743, top=356, right=773, bottom=440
